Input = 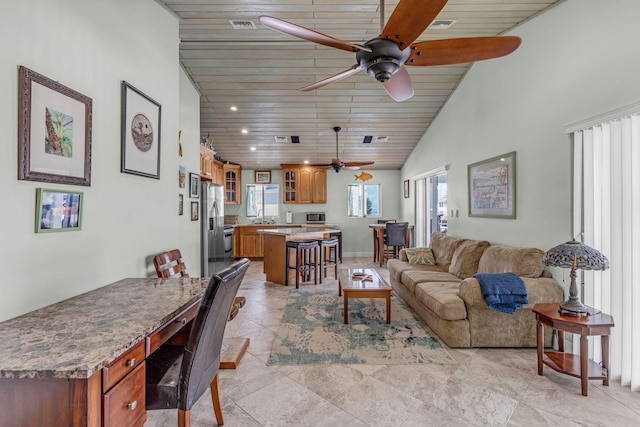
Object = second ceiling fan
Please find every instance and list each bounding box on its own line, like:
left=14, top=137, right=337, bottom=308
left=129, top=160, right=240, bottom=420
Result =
left=259, top=0, right=521, bottom=102
left=325, top=127, right=374, bottom=173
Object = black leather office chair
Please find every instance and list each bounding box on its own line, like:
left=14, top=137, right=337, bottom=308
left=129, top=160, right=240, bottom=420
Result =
left=382, top=222, right=409, bottom=264
left=146, top=258, right=250, bottom=427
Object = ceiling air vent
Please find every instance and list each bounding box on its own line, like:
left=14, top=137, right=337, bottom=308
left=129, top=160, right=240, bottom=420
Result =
left=375, top=136, right=389, bottom=143
left=229, top=20, right=257, bottom=30
left=429, top=20, right=456, bottom=30
left=274, top=136, right=288, bottom=143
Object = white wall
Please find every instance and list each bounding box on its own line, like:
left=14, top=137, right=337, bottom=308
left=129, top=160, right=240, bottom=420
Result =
left=0, top=0, right=200, bottom=322
left=402, top=0, right=640, bottom=254
left=230, top=168, right=402, bottom=255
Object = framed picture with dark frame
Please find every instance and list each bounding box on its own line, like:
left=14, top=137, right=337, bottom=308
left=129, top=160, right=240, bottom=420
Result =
left=191, top=201, right=199, bottom=221
left=189, top=173, right=200, bottom=198
left=121, top=81, right=161, bottom=179
left=403, top=180, right=410, bottom=198
left=178, top=194, right=184, bottom=216
left=468, top=151, right=516, bottom=219
left=255, top=170, right=271, bottom=183
left=35, top=188, right=83, bottom=233
left=18, top=66, right=92, bottom=186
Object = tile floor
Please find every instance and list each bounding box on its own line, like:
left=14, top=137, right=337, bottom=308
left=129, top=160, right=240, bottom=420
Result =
left=145, top=258, right=640, bottom=426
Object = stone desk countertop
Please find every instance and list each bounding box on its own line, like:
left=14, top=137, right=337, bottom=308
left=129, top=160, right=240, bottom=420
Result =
left=256, top=227, right=340, bottom=236
left=0, top=277, right=208, bottom=380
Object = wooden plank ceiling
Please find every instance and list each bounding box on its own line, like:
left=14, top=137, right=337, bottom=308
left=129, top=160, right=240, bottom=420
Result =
left=158, top=0, right=561, bottom=170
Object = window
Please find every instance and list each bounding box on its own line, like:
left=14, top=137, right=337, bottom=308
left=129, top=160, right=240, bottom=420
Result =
left=348, top=184, right=380, bottom=218
left=246, top=184, right=279, bottom=218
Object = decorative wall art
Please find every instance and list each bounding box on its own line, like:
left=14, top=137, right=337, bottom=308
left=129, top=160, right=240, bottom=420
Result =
left=191, top=201, right=199, bottom=221
left=178, top=194, right=184, bottom=216
left=255, top=170, right=271, bottom=184
left=18, top=66, right=92, bottom=186
left=121, top=81, right=161, bottom=178
left=468, top=151, right=516, bottom=219
left=35, top=188, right=83, bottom=233
left=178, top=165, right=186, bottom=188
left=404, top=180, right=410, bottom=198
left=189, top=172, right=200, bottom=198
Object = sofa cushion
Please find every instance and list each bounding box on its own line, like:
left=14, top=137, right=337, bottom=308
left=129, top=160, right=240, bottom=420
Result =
left=401, top=269, right=460, bottom=294
left=477, top=245, right=545, bottom=278
left=387, top=259, right=443, bottom=283
left=414, top=282, right=467, bottom=321
left=405, top=247, right=436, bottom=265
left=430, top=232, right=466, bottom=271
left=448, top=240, right=490, bottom=279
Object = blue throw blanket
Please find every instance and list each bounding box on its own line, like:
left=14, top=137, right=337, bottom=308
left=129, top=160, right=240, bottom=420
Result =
left=473, top=272, right=528, bottom=315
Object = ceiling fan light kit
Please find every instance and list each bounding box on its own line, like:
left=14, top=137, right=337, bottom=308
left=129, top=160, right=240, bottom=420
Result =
left=258, top=0, right=521, bottom=102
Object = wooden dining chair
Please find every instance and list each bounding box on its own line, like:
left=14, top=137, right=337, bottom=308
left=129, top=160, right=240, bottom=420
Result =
left=146, top=258, right=250, bottom=427
left=382, top=222, right=409, bottom=264
left=152, top=249, right=245, bottom=321
left=373, top=220, right=396, bottom=263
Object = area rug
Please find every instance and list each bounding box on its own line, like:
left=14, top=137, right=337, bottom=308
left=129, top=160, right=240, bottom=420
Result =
left=267, top=289, right=456, bottom=365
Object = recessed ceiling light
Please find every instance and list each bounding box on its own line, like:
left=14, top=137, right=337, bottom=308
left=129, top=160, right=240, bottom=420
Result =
left=230, top=106, right=238, bottom=111
left=303, top=160, right=309, bottom=164
left=241, top=129, right=248, bottom=134
left=250, top=147, right=256, bottom=151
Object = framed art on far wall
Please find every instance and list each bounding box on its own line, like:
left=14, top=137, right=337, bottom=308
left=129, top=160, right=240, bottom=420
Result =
left=191, top=201, right=199, bottom=221
left=18, top=66, right=92, bottom=186
left=189, top=173, right=200, bottom=198
left=403, top=180, right=410, bottom=198
left=255, top=170, right=271, bottom=184
left=178, top=194, right=184, bottom=216
left=121, top=81, right=161, bottom=179
left=468, top=151, right=516, bottom=219
left=35, top=188, right=83, bottom=233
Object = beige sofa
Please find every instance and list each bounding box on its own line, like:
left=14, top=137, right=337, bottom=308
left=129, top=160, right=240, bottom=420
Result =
left=387, top=232, right=564, bottom=348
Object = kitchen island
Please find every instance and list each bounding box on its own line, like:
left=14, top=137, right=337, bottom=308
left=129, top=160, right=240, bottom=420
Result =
left=258, top=227, right=340, bottom=285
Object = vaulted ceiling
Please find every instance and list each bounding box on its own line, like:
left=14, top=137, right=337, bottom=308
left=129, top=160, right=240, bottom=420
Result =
left=157, top=0, right=561, bottom=170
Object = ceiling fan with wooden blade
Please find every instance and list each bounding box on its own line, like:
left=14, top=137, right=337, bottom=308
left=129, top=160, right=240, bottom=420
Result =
left=258, top=0, right=521, bottom=102
left=326, top=127, right=375, bottom=173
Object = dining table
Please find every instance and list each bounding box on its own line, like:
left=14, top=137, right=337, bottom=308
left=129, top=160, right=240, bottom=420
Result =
left=368, top=223, right=413, bottom=266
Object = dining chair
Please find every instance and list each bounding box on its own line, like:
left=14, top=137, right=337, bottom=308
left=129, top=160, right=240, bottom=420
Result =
left=146, top=258, right=250, bottom=427
left=373, top=219, right=396, bottom=262
left=382, top=222, right=409, bottom=264
left=152, top=249, right=245, bottom=320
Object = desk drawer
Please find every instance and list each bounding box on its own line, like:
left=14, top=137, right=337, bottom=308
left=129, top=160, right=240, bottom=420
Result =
left=102, top=341, right=145, bottom=392
left=103, top=362, right=146, bottom=427
left=146, top=300, right=199, bottom=355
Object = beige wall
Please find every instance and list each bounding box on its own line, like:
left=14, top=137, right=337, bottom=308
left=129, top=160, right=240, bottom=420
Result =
left=0, top=0, right=201, bottom=322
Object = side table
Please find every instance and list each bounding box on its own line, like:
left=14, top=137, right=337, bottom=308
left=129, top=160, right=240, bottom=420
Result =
left=533, top=303, right=614, bottom=396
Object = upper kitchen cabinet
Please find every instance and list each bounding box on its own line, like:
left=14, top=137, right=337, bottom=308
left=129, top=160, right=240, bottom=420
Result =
left=281, top=165, right=327, bottom=204
left=200, top=145, right=224, bottom=185
left=223, top=164, right=242, bottom=204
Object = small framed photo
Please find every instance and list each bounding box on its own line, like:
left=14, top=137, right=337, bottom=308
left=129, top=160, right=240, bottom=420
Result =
left=191, top=201, right=199, bottom=221
left=121, top=81, right=161, bottom=179
left=403, top=180, right=410, bottom=198
left=178, top=194, right=184, bottom=216
left=189, top=172, right=200, bottom=198
left=35, top=188, right=83, bottom=233
left=18, top=66, right=92, bottom=186
left=255, top=170, right=271, bottom=184
left=468, top=151, right=516, bottom=219
left=178, top=165, right=186, bottom=188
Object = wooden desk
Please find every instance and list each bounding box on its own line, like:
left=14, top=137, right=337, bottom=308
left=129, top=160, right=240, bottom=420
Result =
left=533, top=303, right=614, bottom=396
left=259, top=227, right=340, bottom=285
left=0, top=277, right=211, bottom=427
left=368, top=223, right=412, bottom=266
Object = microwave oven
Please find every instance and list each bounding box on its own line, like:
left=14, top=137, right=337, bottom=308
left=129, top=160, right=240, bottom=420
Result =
left=306, top=212, right=326, bottom=224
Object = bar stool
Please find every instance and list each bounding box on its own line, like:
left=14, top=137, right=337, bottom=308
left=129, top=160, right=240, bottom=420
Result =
left=285, top=240, right=319, bottom=288
left=329, top=231, right=342, bottom=263
left=316, top=238, right=339, bottom=283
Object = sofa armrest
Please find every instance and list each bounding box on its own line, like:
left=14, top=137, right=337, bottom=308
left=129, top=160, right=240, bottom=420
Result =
left=398, top=248, right=410, bottom=262
left=459, top=276, right=564, bottom=309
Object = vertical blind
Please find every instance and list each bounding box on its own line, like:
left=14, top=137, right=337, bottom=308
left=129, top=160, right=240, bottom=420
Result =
left=573, top=113, right=640, bottom=391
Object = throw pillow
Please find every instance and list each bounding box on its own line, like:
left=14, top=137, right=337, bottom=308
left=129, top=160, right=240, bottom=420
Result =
left=405, top=248, right=436, bottom=265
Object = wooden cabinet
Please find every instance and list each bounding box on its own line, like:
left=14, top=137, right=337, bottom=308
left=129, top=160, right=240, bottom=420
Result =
left=234, top=225, right=276, bottom=258
left=200, top=145, right=225, bottom=185
left=281, top=165, right=327, bottom=204
left=223, top=164, right=242, bottom=204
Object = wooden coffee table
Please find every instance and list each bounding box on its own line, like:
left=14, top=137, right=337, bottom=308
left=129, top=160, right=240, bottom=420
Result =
left=338, top=268, right=392, bottom=324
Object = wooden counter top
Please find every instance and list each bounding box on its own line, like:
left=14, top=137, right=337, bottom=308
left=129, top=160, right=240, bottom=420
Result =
left=0, top=277, right=208, bottom=380
left=257, top=227, right=340, bottom=236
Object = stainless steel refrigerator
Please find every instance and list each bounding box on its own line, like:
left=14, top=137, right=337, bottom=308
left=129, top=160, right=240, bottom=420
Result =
left=201, top=182, right=232, bottom=276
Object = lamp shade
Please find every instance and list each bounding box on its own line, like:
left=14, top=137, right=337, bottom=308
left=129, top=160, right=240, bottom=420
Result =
left=543, top=240, right=609, bottom=271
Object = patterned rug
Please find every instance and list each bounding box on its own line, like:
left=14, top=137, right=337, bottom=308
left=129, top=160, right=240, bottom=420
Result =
left=267, top=289, right=456, bottom=365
